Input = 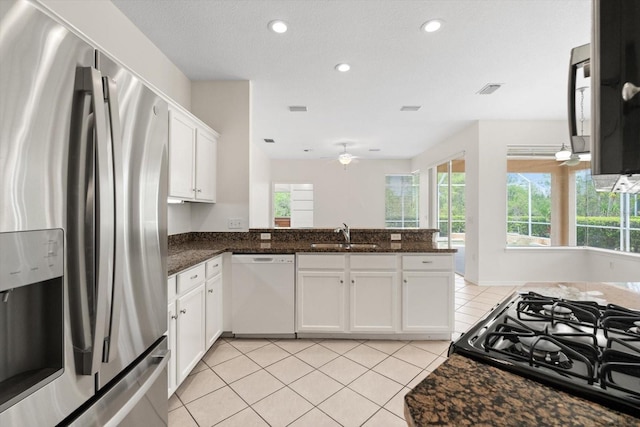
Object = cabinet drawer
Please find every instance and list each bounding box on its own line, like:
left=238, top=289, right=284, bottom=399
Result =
left=350, top=254, right=396, bottom=270
left=206, top=256, right=222, bottom=279
left=177, top=264, right=206, bottom=294
left=297, top=254, right=345, bottom=270
left=168, top=275, right=177, bottom=302
left=402, top=254, right=452, bottom=271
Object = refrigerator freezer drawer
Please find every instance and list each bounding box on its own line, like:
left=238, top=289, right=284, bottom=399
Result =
left=66, top=337, right=169, bottom=427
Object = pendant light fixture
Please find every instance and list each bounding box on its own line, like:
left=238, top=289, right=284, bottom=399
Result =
left=338, top=143, right=353, bottom=165
left=555, top=143, right=572, bottom=161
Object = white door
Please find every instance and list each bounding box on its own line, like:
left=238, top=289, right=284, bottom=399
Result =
left=195, top=129, right=217, bottom=202
left=205, top=274, right=223, bottom=349
left=167, top=300, right=177, bottom=397
left=402, top=271, right=453, bottom=332
left=176, top=285, right=205, bottom=384
left=350, top=271, right=398, bottom=332
left=168, top=110, right=195, bottom=199
left=297, top=271, right=345, bottom=332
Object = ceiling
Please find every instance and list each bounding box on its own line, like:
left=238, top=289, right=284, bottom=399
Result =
left=111, top=0, right=591, bottom=160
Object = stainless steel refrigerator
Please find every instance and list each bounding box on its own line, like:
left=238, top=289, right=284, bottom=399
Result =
left=0, top=0, right=169, bottom=425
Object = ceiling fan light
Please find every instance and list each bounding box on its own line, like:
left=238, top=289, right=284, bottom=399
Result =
left=555, top=144, right=572, bottom=161
left=338, top=153, right=353, bottom=165
left=421, top=19, right=443, bottom=33
left=268, top=20, right=288, bottom=34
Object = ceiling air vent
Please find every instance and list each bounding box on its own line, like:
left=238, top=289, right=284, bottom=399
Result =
left=400, top=106, right=421, bottom=111
left=264, top=138, right=275, bottom=143
left=289, top=106, right=307, bottom=112
left=477, top=83, right=503, bottom=95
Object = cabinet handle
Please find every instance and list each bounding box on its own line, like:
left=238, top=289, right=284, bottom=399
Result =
left=197, top=189, right=202, bottom=193
left=208, top=289, right=213, bottom=293
left=213, top=264, right=219, bottom=267
left=351, top=279, right=355, bottom=284
left=422, top=260, right=433, bottom=264
left=404, top=279, right=408, bottom=283
left=170, top=314, right=178, bottom=320
left=190, top=274, right=198, bottom=280
left=192, top=188, right=197, bottom=192
left=180, top=309, right=186, bottom=314
left=340, top=279, right=344, bottom=284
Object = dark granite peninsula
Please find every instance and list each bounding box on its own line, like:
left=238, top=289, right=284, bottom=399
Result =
left=405, top=283, right=640, bottom=426
left=167, top=228, right=454, bottom=275
left=404, top=354, right=639, bottom=427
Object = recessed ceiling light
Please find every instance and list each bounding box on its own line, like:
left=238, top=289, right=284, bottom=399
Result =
left=400, top=106, right=422, bottom=112
left=288, top=106, right=307, bottom=112
left=335, top=63, right=351, bottom=72
left=421, top=19, right=443, bottom=33
left=369, top=148, right=381, bottom=152
left=268, top=20, right=288, bottom=34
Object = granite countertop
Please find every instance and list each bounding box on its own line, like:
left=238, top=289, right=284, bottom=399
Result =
left=168, top=239, right=455, bottom=276
left=405, top=283, right=640, bottom=426
left=404, top=354, right=639, bottom=427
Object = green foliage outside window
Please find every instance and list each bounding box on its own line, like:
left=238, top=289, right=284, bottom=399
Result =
left=386, top=174, right=419, bottom=228
left=274, top=191, right=290, bottom=218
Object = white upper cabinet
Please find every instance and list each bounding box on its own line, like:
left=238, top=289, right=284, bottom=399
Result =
left=195, top=128, right=217, bottom=202
left=168, top=107, right=218, bottom=202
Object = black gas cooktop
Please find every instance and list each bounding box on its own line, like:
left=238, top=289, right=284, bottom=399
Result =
left=449, top=291, right=640, bottom=417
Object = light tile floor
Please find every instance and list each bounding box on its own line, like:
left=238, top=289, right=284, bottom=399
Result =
left=169, top=276, right=521, bottom=427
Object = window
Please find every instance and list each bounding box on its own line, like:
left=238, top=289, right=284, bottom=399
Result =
left=273, top=183, right=313, bottom=228
left=507, top=172, right=552, bottom=246
left=576, top=169, right=639, bottom=253
left=385, top=173, right=419, bottom=228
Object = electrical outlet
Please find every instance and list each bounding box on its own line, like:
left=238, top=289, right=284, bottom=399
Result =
left=227, top=218, right=242, bottom=229
left=261, top=233, right=271, bottom=240
left=390, top=233, right=401, bottom=241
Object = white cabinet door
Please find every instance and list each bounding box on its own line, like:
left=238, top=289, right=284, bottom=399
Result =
left=297, top=271, right=346, bottom=332
left=402, top=271, right=453, bottom=332
left=350, top=271, right=398, bottom=332
left=195, top=129, right=217, bottom=202
left=168, top=110, right=195, bottom=199
left=205, top=273, right=223, bottom=349
left=167, top=300, right=177, bottom=397
left=176, top=284, right=205, bottom=385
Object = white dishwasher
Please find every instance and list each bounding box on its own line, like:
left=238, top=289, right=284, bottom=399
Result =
left=231, top=254, right=295, bottom=337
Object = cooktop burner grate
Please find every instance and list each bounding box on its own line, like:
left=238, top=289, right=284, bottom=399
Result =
left=450, top=291, right=640, bottom=417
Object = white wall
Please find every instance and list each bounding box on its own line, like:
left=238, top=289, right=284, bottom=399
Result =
left=168, top=204, right=191, bottom=235
left=37, top=0, right=191, bottom=108
left=270, top=159, right=413, bottom=228
left=412, top=123, right=480, bottom=283
left=413, top=120, right=640, bottom=285
left=190, top=81, right=251, bottom=231
left=249, top=143, right=272, bottom=228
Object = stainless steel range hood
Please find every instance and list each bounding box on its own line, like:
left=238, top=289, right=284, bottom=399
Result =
left=589, top=0, right=640, bottom=194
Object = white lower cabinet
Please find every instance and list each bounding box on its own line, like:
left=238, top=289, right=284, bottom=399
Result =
left=350, top=271, right=397, bottom=332
left=297, top=270, right=346, bottom=332
left=167, top=299, right=177, bottom=397
left=401, top=255, right=454, bottom=334
left=176, top=284, right=206, bottom=385
left=296, top=253, right=453, bottom=338
left=168, top=255, right=225, bottom=397
left=205, top=273, right=223, bottom=349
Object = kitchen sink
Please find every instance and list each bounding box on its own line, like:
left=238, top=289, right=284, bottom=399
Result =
left=310, top=243, right=378, bottom=249
left=347, top=243, right=378, bottom=249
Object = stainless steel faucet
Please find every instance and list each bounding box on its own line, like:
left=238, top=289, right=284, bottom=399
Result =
left=334, top=223, right=350, bottom=243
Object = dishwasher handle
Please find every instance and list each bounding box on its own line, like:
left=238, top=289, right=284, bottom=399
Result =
left=252, top=257, right=275, bottom=263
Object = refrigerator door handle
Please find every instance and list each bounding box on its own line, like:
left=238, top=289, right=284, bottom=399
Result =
left=68, top=66, right=111, bottom=376
left=102, top=350, right=170, bottom=427
left=102, top=76, right=125, bottom=364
